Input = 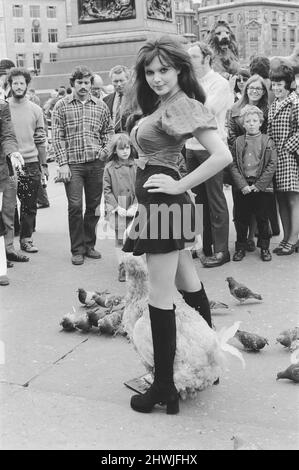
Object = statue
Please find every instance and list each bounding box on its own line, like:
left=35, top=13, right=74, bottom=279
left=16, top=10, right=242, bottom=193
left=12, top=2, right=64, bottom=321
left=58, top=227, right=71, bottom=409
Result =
left=147, top=0, right=172, bottom=22
left=79, top=0, right=135, bottom=22
left=207, top=20, right=240, bottom=77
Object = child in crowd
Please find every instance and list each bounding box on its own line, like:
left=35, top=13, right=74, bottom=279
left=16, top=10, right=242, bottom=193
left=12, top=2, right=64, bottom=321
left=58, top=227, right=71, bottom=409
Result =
left=103, top=133, right=137, bottom=281
left=229, top=105, right=277, bottom=262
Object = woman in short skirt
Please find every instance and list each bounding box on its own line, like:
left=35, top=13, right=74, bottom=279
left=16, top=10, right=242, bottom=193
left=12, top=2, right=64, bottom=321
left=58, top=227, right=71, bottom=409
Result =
left=123, top=36, right=232, bottom=414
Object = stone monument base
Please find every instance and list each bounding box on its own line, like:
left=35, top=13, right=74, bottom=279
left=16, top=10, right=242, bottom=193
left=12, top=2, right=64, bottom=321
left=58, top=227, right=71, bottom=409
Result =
left=33, top=0, right=178, bottom=95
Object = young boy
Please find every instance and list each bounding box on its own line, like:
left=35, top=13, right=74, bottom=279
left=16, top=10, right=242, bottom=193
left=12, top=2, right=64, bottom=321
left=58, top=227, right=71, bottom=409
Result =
left=229, top=105, right=277, bottom=261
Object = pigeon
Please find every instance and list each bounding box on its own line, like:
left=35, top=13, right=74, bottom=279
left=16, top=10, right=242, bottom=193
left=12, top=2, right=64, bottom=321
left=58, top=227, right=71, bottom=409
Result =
left=276, top=364, right=299, bottom=383
left=225, top=277, right=262, bottom=303
left=77, top=288, right=97, bottom=307
left=234, top=330, right=269, bottom=351
left=232, top=435, right=262, bottom=450
left=74, top=314, right=92, bottom=332
left=60, top=313, right=77, bottom=331
left=209, top=300, right=229, bottom=310
left=93, top=293, right=124, bottom=308
left=289, top=339, right=299, bottom=353
left=277, top=350, right=299, bottom=383
left=276, top=327, right=299, bottom=348
left=86, top=308, right=106, bottom=327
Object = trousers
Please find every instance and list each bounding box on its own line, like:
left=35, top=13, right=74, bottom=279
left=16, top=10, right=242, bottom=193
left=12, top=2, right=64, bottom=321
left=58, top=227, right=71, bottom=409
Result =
left=64, top=160, right=103, bottom=255
left=186, top=149, right=229, bottom=254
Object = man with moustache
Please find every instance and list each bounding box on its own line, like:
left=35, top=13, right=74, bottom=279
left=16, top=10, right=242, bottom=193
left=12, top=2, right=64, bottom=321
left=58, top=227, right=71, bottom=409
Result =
left=52, top=66, right=114, bottom=265
left=7, top=67, right=48, bottom=254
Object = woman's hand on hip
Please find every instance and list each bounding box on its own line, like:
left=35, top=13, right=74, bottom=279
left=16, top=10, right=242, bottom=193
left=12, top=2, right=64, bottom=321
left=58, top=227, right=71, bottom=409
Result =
left=143, top=174, right=183, bottom=195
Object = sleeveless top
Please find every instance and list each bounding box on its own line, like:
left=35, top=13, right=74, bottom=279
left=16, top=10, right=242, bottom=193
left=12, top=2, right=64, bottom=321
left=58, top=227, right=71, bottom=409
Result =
left=130, top=90, right=217, bottom=171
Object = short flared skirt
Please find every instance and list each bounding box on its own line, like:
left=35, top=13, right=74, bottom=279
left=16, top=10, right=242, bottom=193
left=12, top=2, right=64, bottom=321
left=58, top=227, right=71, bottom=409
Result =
left=275, top=151, right=299, bottom=192
left=123, top=165, right=198, bottom=255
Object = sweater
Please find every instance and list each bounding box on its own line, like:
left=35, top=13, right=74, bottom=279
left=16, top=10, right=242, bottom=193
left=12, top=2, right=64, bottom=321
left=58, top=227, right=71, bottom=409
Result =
left=8, top=97, right=46, bottom=164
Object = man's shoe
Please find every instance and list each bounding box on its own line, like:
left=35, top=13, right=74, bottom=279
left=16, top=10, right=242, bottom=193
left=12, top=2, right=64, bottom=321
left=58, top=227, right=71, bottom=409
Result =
left=233, top=249, right=246, bottom=261
left=203, top=251, right=230, bottom=268
left=261, top=248, right=272, bottom=261
left=72, top=254, right=84, bottom=265
left=20, top=241, right=38, bottom=253
left=246, top=239, right=256, bottom=252
left=0, top=275, right=9, bottom=286
left=7, top=261, right=14, bottom=268
left=85, top=248, right=102, bottom=259
left=118, top=263, right=126, bottom=282
left=7, top=251, right=29, bottom=262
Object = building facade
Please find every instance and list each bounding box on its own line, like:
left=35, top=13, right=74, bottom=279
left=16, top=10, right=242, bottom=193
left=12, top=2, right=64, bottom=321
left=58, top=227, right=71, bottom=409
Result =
left=174, top=0, right=198, bottom=42
left=0, top=0, right=67, bottom=73
left=197, top=0, right=299, bottom=64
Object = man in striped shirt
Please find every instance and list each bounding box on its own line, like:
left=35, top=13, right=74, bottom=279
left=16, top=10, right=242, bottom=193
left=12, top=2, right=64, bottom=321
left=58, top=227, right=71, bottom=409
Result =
left=52, top=66, right=114, bottom=265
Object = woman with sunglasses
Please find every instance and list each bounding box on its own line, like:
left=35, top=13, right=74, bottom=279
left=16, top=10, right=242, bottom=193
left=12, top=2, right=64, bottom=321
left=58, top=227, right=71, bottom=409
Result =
left=233, top=68, right=250, bottom=102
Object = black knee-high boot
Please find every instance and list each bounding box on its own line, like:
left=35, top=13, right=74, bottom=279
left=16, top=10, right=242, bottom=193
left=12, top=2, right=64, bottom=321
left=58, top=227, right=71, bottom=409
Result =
left=130, top=305, right=179, bottom=414
left=181, top=283, right=212, bottom=328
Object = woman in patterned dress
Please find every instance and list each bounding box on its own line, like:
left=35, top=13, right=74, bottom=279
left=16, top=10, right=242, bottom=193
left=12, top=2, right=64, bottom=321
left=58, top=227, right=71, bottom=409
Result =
left=123, top=36, right=232, bottom=414
left=268, top=64, right=299, bottom=255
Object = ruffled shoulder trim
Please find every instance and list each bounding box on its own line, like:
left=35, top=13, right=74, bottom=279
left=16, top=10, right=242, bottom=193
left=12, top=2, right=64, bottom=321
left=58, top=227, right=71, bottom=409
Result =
left=161, top=95, right=217, bottom=138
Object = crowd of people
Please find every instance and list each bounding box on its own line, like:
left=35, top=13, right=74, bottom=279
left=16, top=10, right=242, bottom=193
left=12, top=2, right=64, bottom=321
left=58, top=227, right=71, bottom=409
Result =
left=0, top=36, right=298, bottom=414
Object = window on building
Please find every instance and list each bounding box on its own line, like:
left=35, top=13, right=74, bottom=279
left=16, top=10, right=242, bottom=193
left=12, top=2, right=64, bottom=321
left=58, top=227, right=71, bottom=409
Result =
left=272, top=27, right=278, bottom=44
left=12, top=5, right=23, bottom=17
left=30, top=5, right=40, bottom=18
left=202, top=17, right=208, bottom=26
left=33, top=53, right=42, bottom=73
left=227, top=13, right=234, bottom=23
left=249, top=28, right=259, bottom=43
left=272, top=11, right=277, bottom=23
left=48, top=29, right=58, bottom=43
left=14, top=28, right=25, bottom=43
left=282, top=30, right=286, bottom=45
left=32, top=26, right=41, bottom=43
left=289, top=12, right=295, bottom=22
left=16, top=53, right=26, bottom=67
left=49, top=52, right=58, bottom=63
left=289, top=28, right=295, bottom=45
left=47, top=6, right=57, bottom=18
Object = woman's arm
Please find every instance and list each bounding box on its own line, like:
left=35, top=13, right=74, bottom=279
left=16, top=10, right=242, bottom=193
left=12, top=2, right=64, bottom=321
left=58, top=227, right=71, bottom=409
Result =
left=144, top=129, right=232, bottom=195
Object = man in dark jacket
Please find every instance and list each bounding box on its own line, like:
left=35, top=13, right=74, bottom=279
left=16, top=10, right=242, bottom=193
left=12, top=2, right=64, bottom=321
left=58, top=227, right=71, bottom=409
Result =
left=103, top=65, right=130, bottom=134
left=0, top=99, right=24, bottom=285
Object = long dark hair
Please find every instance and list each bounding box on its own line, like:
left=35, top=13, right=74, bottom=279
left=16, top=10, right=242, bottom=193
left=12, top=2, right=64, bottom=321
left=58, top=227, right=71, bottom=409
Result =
left=133, top=36, right=206, bottom=115
left=235, top=74, right=269, bottom=112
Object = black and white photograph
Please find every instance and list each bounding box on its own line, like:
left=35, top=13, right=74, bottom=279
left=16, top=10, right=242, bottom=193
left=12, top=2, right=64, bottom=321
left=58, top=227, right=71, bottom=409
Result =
left=78, top=0, right=136, bottom=24
left=0, top=0, right=298, bottom=452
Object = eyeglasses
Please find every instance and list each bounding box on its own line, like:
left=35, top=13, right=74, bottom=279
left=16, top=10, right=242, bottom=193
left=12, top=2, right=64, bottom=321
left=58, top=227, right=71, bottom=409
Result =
left=247, top=86, right=263, bottom=93
left=237, top=77, right=248, bottom=82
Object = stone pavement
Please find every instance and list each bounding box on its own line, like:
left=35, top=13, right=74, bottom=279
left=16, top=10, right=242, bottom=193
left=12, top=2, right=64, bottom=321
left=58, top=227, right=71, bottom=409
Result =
left=0, top=163, right=298, bottom=450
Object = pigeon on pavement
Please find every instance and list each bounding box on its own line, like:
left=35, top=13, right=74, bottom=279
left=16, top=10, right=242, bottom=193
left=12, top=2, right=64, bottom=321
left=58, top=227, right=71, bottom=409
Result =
left=276, top=363, right=299, bottom=383
left=226, top=277, right=262, bottom=303
left=234, top=330, right=269, bottom=351
left=77, top=288, right=97, bottom=307
left=276, top=327, right=299, bottom=348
